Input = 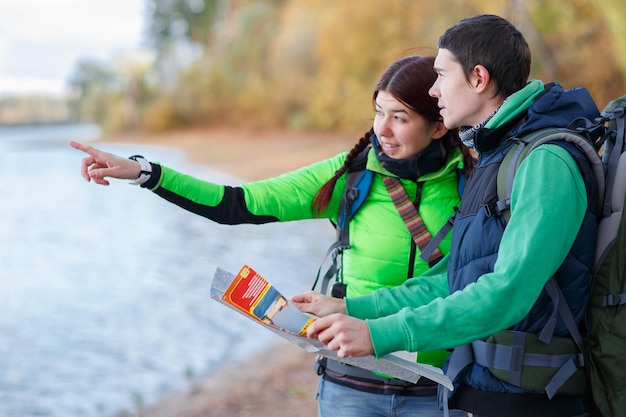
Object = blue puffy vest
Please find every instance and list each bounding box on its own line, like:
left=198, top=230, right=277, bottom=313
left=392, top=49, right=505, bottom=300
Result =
left=443, top=137, right=598, bottom=416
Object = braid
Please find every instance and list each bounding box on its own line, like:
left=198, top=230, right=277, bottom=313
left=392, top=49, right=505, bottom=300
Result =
left=311, top=128, right=374, bottom=216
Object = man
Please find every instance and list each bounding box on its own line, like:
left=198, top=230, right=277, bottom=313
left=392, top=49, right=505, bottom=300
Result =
left=292, top=14, right=599, bottom=417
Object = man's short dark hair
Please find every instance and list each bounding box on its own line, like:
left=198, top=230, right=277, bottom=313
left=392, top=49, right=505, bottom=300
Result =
left=438, top=14, right=531, bottom=98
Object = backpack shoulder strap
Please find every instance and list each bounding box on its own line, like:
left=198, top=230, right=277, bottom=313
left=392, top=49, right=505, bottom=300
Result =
left=416, top=170, right=464, bottom=264
left=336, top=147, right=372, bottom=234
left=312, top=148, right=372, bottom=295
left=496, top=128, right=604, bottom=223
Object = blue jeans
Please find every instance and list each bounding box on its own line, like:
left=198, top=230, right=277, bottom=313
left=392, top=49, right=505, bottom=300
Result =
left=317, top=377, right=468, bottom=417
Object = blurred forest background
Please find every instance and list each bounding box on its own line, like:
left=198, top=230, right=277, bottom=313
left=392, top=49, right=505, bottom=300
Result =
left=2, top=0, right=626, bottom=134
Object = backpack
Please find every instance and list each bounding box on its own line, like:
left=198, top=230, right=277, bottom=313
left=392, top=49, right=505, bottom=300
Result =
left=493, top=95, right=626, bottom=416
left=583, top=96, right=626, bottom=417
left=311, top=147, right=463, bottom=297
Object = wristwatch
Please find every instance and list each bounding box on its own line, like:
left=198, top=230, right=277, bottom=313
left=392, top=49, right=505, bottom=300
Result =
left=128, top=155, right=152, bottom=185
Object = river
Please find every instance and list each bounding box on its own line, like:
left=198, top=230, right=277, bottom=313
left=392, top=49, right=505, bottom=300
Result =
left=0, top=124, right=333, bottom=417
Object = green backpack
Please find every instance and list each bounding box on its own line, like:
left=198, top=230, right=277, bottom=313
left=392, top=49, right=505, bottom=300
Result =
left=583, top=96, right=626, bottom=417
left=492, top=96, right=626, bottom=416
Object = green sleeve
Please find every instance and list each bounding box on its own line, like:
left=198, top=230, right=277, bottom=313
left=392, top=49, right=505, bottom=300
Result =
left=355, top=145, right=588, bottom=357
left=152, top=153, right=347, bottom=221
left=156, top=165, right=225, bottom=205
left=346, top=254, right=450, bottom=319
left=241, top=153, right=346, bottom=221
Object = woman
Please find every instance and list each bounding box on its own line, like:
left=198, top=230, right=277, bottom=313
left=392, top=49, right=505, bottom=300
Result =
left=70, top=55, right=472, bottom=417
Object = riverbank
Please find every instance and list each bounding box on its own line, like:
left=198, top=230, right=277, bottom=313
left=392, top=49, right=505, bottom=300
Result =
left=104, top=127, right=357, bottom=417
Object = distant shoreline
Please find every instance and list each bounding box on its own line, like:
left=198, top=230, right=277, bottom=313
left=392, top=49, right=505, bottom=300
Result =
left=0, top=120, right=89, bottom=127
left=99, top=126, right=356, bottom=181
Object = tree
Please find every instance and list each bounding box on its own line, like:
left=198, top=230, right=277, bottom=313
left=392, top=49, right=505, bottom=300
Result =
left=66, top=59, right=119, bottom=124
left=146, top=0, right=222, bottom=50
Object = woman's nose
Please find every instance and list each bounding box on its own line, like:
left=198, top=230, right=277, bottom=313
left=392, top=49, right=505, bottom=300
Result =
left=378, top=118, right=392, bottom=137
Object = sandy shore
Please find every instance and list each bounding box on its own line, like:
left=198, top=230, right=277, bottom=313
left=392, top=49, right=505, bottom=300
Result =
left=101, top=126, right=356, bottom=180
left=105, top=127, right=357, bottom=417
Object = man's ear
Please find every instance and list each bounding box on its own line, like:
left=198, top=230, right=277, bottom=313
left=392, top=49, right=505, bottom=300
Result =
left=471, top=64, right=491, bottom=93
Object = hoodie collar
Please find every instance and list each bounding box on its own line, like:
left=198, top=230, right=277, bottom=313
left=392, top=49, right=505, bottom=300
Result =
left=486, top=80, right=545, bottom=129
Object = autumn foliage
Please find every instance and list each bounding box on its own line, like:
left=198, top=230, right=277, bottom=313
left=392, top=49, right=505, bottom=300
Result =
left=69, top=0, right=626, bottom=133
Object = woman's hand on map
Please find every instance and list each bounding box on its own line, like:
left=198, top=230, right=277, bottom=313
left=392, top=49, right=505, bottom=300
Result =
left=69, top=141, right=142, bottom=185
left=291, top=291, right=346, bottom=317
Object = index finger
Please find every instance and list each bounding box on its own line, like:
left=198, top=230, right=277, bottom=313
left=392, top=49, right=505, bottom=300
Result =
left=306, top=315, right=331, bottom=339
left=291, top=292, right=312, bottom=303
left=69, top=141, right=99, bottom=156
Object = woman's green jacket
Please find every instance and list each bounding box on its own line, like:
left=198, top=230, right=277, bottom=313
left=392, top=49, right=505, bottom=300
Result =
left=147, top=147, right=465, bottom=366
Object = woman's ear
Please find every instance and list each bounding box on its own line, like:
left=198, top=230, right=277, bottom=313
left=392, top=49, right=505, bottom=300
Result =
left=432, top=119, right=448, bottom=140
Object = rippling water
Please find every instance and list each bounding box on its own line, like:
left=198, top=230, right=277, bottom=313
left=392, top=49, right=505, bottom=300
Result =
left=0, top=124, right=333, bottom=417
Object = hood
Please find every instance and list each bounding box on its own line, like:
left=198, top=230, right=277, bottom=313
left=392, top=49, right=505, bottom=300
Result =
left=474, top=82, right=600, bottom=152
left=510, top=82, right=600, bottom=138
